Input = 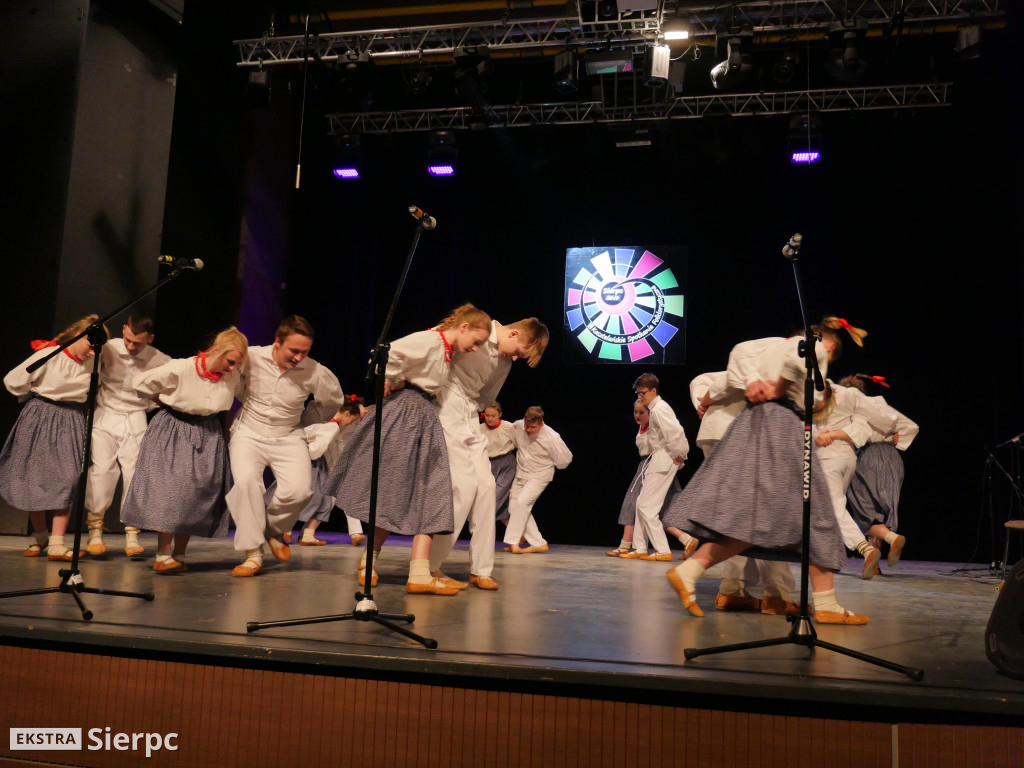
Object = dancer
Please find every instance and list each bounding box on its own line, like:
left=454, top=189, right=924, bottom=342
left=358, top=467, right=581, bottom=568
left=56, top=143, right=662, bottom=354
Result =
left=227, top=315, right=343, bottom=577
left=274, top=395, right=369, bottom=546
left=689, top=370, right=798, bottom=615
left=841, top=375, right=919, bottom=568
left=481, top=403, right=516, bottom=526
left=326, top=304, right=493, bottom=595
left=430, top=317, right=550, bottom=590
left=1, top=315, right=102, bottom=561
left=503, top=406, right=572, bottom=553
left=120, top=328, right=248, bottom=572
left=84, top=315, right=170, bottom=558
left=617, top=374, right=689, bottom=561
left=606, top=399, right=647, bottom=556
left=663, top=317, right=870, bottom=625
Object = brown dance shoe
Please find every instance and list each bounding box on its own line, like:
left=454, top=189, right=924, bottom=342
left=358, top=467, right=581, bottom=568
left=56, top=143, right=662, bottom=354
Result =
left=618, top=550, right=645, bottom=559
left=432, top=572, right=469, bottom=589
left=715, top=592, right=761, bottom=612
left=760, top=596, right=802, bottom=615
left=46, top=548, right=82, bottom=562
left=813, top=609, right=869, bottom=625
left=86, top=539, right=107, bottom=556
left=23, top=543, right=43, bottom=557
left=282, top=532, right=293, bottom=544
left=640, top=552, right=674, bottom=561
left=357, top=568, right=379, bottom=587
left=605, top=547, right=631, bottom=557
left=666, top=568, right=704, bottom=617
left=406, top=579, right=460, bottom=596
left=469, top=575, right=499, bottom=590
left=522, top=544, right=549, bottom=553
left=887, top=535, right=906, bottom=567
left=350, top=534, right=367, bottom=546
left=153, top=558, right=186, bottom=574
left=266, top=536, right=291, bottom=562
left=861, top=546, right=881, bottom=580
left=232, top=558, right=262, bottom=577
left=681, top=538, right=699, bottom=559
left=299, top=537, right=327, bottom=546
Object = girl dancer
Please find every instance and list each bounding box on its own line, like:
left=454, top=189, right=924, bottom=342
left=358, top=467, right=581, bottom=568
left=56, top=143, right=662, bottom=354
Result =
left=120, top=328, right=248, bottom=573
left=606, top=399, right=648, bottom=556
left=481, top=402, right=516, bottom=526
left=326, top=304, right=492, bottom=595
left=663, top=317, right=870, bottom=625
left=1, top=315, right=102, bottom=560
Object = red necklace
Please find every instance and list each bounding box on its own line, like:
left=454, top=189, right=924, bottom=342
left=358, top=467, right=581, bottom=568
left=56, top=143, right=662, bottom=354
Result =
left=63, top=348, right=84, bottom=363
left=486, top=420, right=502, bottom=430
left=639, top=424, right=649, bottom=433
left=194, top=353, right=222, bottom=381
left=432, top=328, right=454, bottom=363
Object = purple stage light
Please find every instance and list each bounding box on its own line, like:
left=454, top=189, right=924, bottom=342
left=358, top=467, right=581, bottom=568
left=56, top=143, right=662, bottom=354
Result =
left=790, top=151, right=821, bottom=164
left=427, top=164, right=455, bottom=176
left=333, top=167, right=360, bottom=179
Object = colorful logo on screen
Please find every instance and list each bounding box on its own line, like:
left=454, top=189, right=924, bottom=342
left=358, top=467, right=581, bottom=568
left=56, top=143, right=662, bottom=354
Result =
left=565, top=248, right=684, bottom=362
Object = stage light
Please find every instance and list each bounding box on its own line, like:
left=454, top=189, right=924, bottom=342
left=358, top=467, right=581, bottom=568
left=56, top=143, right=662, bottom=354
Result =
left=710, top=33, right=754, bottom=90
left=956, top=24, right=983, bottom=62
left=427, top=130, right=458, bottom=177
left=772, top=50, right=800, bottom=85
left=824, top=22, right=868, bottom=85
left=662, top=19, right=690, bottom=41
left=585, top=49, right=634, bottom=76
left=644, top=44, right=671, bottom=87
left=787, top=113, right=822, bottom=164
left=331, top=134, right=363, bottom=180
left=553, top=51, right=579, bottom=95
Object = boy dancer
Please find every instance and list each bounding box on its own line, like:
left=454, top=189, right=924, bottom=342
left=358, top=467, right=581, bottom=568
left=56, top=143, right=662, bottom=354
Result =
left=227, top=316, right=343, bottom=576
left=85, top=315, right=170, bottom=557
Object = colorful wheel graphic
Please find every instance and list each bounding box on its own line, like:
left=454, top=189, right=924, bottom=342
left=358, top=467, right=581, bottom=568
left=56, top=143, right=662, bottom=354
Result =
left=564, top=247, right=685, bottom=363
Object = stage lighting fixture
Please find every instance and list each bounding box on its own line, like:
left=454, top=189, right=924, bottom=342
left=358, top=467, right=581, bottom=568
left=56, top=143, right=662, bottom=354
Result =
left=408, top=66, right=432, bottom=96
left=787, top=113, right=822, bottom=164
left=644, top=44, right=671, bottom=87
left=585, top=49, right=634, bottom=75
left=245, top=70, right=271, bottom=109
left=824, top=23, right=868, bottom=84
left=553, top=51, right=580, bottom=94
left=331, top=134, right=363, bottom=179
left=662, top=19, right=690, bottom=41
left=427, top=130, right=457, bottom=177
left=956, top=24, right=983, bottom=62
left=772, top=50, right=800, bottom=84
left=709, top=33, right=754, bottom=90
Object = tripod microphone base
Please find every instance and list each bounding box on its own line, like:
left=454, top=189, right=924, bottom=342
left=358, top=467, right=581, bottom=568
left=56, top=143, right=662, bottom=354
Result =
left=0, top=568, right=154, bottom=621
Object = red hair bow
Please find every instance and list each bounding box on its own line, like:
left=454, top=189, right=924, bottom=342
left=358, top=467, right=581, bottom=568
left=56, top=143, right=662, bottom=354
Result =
left=30, top=339, right=57, bottom=350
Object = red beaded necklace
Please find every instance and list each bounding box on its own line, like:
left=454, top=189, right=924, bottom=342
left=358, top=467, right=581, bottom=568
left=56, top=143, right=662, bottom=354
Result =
left=486, top=419, right=502, bottom=430
left=432, top=328, right=454, bottom=363
left=62, top=348, right=84, bottom=363
left=194, top=352, right=222, bottom=381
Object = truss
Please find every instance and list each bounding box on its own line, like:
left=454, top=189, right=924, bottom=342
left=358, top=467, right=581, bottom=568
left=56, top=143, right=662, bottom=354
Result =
left=236, top=1, right=1003, bottom=68
left=325, top=82, right=951, bottom=133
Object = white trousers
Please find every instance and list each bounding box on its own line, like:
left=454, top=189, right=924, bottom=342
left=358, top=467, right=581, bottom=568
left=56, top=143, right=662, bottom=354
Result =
left=344, top=514, right=363, bottom=535
left=429, top=429, right=497, bottom=577
left=631, top=461, right=678, bottom=555
left=227, top=425, right=311, bottom=551
left=819, top=452, right=867, bottom=551
left=720, top=557, right=795, bottom=598
left=85, top=413, right=145, bottom=523
left=504, top=475, right=549, bottom=548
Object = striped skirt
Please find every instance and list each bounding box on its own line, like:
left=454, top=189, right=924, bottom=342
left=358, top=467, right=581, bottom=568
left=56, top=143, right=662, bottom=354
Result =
left=120, top=408, right=231, bottom=537
left=661, top=401, right=846, bottom=571
left=0, top=397, right=86, bottom=511
left=324, top=388, right=454, bottom=536
left=490, top=451, right=517, bottom=522
left=846, top=442, right=904, bottom=531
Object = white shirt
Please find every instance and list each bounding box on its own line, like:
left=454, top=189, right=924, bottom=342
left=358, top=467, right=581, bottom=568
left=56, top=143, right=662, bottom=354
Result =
left=690, top=371, right=746, bottom=450
left=304, top=419, right=361, bottom=467
left=861, top=395, right=919, bottom=450
left=512, top=420, right=572, bottom=482
left=756, top=335, right=830, bottom=407
left=96, top=339, right=171, bottom=415
left=4, top=346, right=92, bottom=403
left=452, top=320, right=511, bottom=411
left=644, top=395, right=689, bottom=471
left=480, top=419, right=515, bottom=458
left=235, top=345, right=343, bottom=438
left=135, top=357, right=243, bottom=416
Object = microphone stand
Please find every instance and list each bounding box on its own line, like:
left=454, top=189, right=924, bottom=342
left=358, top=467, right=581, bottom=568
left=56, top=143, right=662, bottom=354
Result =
left=247, top=209, right=438, bottom=649
left=683, top=236, right=923, bottom=681
left=0, top=264, right=195, bottom=620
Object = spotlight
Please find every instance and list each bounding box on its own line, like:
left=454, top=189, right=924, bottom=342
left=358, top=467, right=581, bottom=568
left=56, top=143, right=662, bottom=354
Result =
left=772, top=50, right=800, bottom=85
left=710, top=33, right=754, bottom=90
left=427, top=130, right=457, bottom=177
left=644, top=44, right=671, bottom=87
left=245, top=70, right=271, bottom=109
left=662, top=19, right=690, bottom=42
left=331, top=134, right=363, bottom=180
left=408, top=66, right=432, bottom=96
left=787, top=113, right=822, bottom=164
left=553, top=51, right=580, bottom=95
left=956, top=25, right=983, bottom=62
left=824, top=23, right=868, bottom=84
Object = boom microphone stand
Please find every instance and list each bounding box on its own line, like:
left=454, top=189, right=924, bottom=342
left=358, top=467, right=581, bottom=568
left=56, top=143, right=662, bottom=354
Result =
left=683, top=233, right=923, bottom=681
left=247, top=207, right=438, bottom=649
left=0, top=256, right=201, bottom=620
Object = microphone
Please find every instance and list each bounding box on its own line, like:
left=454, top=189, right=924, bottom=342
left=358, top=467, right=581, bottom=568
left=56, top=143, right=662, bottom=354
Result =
left=158, top=254, right=205, bottom=271
left=782, top=233, right=802, bottom=259
left=408, top=206, right=437, bottom=230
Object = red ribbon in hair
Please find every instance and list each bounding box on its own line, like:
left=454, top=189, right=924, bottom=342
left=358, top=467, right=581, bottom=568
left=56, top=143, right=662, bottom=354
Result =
left=31, top=339, right=57, bottom=350
left=858, top=374, right=890, bottom=388
left=835, top=317, right=855, bottom=331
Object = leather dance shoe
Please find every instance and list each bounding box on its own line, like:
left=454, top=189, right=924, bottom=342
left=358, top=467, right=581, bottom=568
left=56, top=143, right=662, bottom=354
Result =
left=861, top=546, right=881, bottom=580
left=232, top=559, right=262, bottom=577
left=153, top=558, right=186, bottom=573
left=432, top=572, right=468, bottom=589
left=299, top=537, right=327, bottom=546
left=23, top=544, right=43, bottom=557
left=887, top=535, right=906, bottom=567
left=680, top=538, right=699, bottom=559
left=605, top=547, right=631, bottom=557
left=350, top=534, right=367, bottom=546
left=640, top=552, right=673, bottom=561
left=283, top=532, right=293, bottom=543
left=47, top=549, right=82, bottom=562
left=666, top=569, right=704, bottom=617
left=618, top=550, right=645, bottom=559
left=266, top=536, right=291, bottom=562
left=358, top=568, right=379, bottom=587
left=125, top=542, right=145, bottom=558
left=522, top=544, right=549, bottom=553
left=406, top=579, right=460, bottom=596
left=813, top=609, right=869, bottom=625
left=714, top=592, right=761, bottom=612
left=469, top=575, right=499, bottom=590
left=86, top=539, right=107, bottom=556
left=760, top=596, right=802, bottom=615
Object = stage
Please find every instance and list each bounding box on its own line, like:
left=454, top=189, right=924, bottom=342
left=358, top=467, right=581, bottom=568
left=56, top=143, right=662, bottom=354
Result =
left=0, top=532, right=1022, bottom=767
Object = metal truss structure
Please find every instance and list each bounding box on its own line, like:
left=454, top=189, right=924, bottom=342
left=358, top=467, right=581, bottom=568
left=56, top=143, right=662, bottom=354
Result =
left=235, top=1, right=1003, bottom=68
left=326, top=82, right=951, bottom=134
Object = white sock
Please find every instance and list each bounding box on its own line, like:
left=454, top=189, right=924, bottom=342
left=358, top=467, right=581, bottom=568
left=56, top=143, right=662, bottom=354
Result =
left=244, top=547, right=263, bottom=567
left=301, top=528, right=317, bottom=542
left=155, top=554, right=176, bottom=564
left=855, top=540, right=875, bottom=557
left=884, top=531, right=900, bottom=545
left=408, top=558, right=432, bottom=585
left=673, top=559, right=705, bottom=593
left=812, top=589, right=840, bottom=613
left=618, top=539, right=631, bottom=550
left=157, top=545, right=173, bottom=557
left=676, top=532, right=695, bottom=546
left=47, top=534, right=66, bottom=554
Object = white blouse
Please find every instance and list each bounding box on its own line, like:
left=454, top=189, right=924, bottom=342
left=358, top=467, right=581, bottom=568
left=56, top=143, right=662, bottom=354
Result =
left=97, top=339, right=171, bottom=414
left=480, top=419, right=515, bottom=458
left=512, top=420, right=572, bottom=481
left=135, top=357, right=243, bottom=417
left=4, top=346, right=93, bottom=403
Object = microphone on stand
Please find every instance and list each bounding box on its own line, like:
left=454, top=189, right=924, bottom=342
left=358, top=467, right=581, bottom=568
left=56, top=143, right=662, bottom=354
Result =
left=408, top=206, right=437, bottom=230
left=158, top=254, right=205, bottom=271
left=782, top=233, right=802, bottom=259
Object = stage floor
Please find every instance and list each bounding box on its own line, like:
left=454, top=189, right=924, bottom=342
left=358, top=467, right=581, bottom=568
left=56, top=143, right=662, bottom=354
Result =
left=0, top=532, right=1020, bottom=720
